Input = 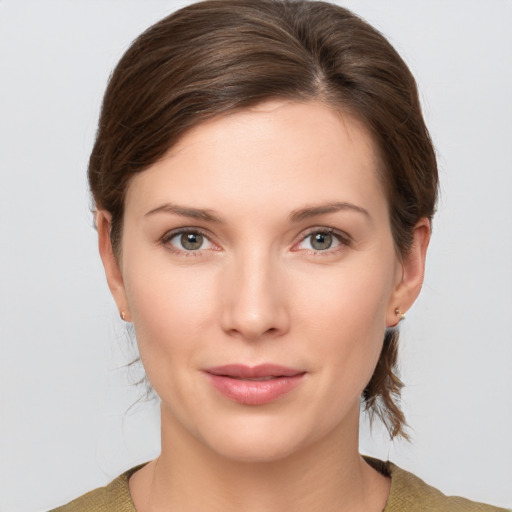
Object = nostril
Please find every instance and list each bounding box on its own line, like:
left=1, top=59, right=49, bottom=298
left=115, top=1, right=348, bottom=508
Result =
left=224, top=322, right=284, bottom=342
left=219, top=270, right=290, bottom=340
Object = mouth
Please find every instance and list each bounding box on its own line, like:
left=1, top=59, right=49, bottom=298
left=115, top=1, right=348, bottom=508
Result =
left=204, top=364, right=306, bottom=405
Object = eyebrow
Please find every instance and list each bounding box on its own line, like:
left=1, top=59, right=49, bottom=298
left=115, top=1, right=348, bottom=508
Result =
left=144, top=203, right=224, bottom=223
left=289, top=201, right=370, bottom=223
left=144, top=200, right=370, bottom=224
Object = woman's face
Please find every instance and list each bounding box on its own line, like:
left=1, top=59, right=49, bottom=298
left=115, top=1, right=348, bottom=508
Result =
left=100, top=100, right=426, bottom=462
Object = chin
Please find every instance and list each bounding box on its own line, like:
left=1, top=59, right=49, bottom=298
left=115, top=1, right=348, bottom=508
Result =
left=193, top=412, right=329, bottom=464
left=208, top=432, right=305, bottom=463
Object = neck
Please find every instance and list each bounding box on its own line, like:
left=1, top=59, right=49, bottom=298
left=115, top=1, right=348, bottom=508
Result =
left=129, top=405, right=390, bottom=512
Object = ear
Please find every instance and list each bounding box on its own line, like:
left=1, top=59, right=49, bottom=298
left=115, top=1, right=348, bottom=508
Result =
left=96, top=210, right=132, bottom=322
left=386, top=217, right=431, bottom=327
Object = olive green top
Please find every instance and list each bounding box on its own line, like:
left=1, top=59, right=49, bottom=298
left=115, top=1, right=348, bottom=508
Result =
left=50, top=457, right=509, bottom=512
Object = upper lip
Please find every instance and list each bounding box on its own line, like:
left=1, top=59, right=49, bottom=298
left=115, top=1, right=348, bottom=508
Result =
left=205, top=364, right=304, bottom=379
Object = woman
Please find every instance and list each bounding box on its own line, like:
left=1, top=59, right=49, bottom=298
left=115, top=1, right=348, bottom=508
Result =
left=46, top=1, right=508, bottom=510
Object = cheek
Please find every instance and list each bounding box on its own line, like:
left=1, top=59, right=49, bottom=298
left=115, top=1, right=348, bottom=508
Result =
left=121, top=251, right=220, bottom=375
left=293, top=254, right=395, bottom=385
left=296, top=255, right=393, bottom=329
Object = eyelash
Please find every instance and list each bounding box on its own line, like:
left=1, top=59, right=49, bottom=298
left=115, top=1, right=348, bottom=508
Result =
left=296, top=227, right=351, bottom=256
left=160, top=227, right=351, bottom=257
left=160, top=228, right=215, bottom=257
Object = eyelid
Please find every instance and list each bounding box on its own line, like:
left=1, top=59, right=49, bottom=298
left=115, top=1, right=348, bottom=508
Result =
left=160, top=227, right=218, bottom=254
left=293, top=226, right=352, bottom=252
left=159, top=225, right=351, bottom=255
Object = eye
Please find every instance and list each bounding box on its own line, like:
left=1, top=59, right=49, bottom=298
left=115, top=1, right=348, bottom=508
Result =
left=295, top=229, right=348, bottom=252
left=163, top=229, right=214, bottom=252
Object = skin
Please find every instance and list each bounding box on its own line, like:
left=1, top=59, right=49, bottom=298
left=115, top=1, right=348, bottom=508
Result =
left=97, top=100, right=430, bottom=512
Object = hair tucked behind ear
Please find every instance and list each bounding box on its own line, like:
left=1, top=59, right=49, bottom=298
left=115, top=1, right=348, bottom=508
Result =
left=362, top=329, right=407, bottom=439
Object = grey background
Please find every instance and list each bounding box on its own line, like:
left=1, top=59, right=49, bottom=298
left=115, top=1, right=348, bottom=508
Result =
left=0, top=1, right=511, bottom=510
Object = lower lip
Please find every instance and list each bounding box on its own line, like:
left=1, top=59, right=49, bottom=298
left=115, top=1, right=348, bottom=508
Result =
left=206, top=373, right=305, bottom=405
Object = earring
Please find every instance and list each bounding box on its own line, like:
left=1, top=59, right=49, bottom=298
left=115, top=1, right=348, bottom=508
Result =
left=394, top=308, right=406, bottom=322
left=120, top=311, right=127, bottom=321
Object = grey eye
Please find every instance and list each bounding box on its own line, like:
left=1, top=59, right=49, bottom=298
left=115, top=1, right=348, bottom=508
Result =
left=295, top=230, right=345, bottom=252
left=180, top=232, right=204, bottom=250
left=164, top=230, right=215, bottom=253
left=310, top=232, right=333, bottom=250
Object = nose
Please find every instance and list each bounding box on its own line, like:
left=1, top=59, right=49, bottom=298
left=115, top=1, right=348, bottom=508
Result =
left=220, top=250, right=290, bottom=341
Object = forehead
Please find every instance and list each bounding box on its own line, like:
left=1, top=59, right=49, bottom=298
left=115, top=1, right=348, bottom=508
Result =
left=125, top=100, right=386, bottom=219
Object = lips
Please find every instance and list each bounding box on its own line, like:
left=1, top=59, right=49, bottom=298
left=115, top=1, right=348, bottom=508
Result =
left=204, top=364, right=305, bottom=405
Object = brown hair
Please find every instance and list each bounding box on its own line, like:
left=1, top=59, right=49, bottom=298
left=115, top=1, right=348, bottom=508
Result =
left=89, top=0, right=438, bottom=439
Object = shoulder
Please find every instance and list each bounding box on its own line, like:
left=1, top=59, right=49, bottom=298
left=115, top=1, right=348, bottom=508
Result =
left=49, top=465, right=144, bottom=512
left=365, top=457, right=509, bottom=512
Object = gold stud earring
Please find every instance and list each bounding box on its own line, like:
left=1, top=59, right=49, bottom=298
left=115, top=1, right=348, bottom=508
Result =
left=120, top=311, right=126, bottom=321
left=394, top=308, right=405, bottom=321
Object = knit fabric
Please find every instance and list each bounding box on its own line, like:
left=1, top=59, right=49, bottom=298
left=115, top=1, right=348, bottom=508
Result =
left=50, top=465, right=140, bottom=512
left=365, top=458, right=509, bottom=511
left=50, top=458, right=509, bottom=511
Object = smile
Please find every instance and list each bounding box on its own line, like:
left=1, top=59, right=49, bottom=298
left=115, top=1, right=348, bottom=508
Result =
left=204, top=364, right=306, bottom=405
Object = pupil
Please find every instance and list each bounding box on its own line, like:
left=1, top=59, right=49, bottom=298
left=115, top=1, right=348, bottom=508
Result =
left=181, top=233, right=202, bottom=250
left=312, top=232, right=332, bottom=250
